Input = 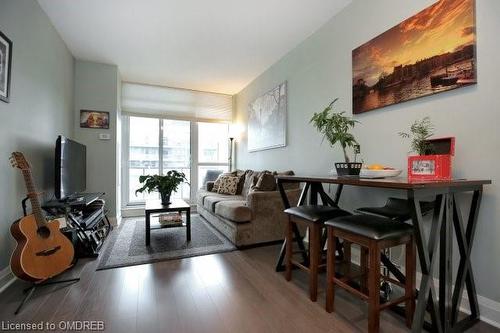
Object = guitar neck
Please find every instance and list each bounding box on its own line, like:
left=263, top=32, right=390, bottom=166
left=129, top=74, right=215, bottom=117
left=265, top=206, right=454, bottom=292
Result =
left=21, top=169, right=46, bottom=227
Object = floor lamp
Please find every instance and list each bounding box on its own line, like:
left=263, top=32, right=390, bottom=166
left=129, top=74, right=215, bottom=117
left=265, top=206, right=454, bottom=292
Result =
left=228, top=123, right=242, bottom=172
left=228, top=137, right=234, bottom=171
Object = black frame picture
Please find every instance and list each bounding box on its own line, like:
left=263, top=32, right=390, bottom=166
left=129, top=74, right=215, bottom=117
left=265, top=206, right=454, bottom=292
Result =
left=0, top=29, right=13, bottom=103
left=80, top=110, right=110, bottom=129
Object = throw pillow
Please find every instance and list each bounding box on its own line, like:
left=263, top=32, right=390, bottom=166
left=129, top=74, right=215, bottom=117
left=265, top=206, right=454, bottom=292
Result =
left=212, top=171, right=236, bottom=192
left=235, top=169, right=247, bottom=194
left=273, top=170, right=298, bottom=190
left=242, top=170, right=257, bottom=196
left=252, top=173, right=276, bottom=191
left=217, top=176, right=239, bottom=195
left=242, top=170, right=271, bottom=197
left=273, top=170, right=295, bottom=176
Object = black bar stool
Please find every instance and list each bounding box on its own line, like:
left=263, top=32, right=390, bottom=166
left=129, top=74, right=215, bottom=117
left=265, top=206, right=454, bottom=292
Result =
left=356, top=197, right=434, bottom=222
left=284, top=205, right=350, bottom=301
left=325, top=214, right=416, bottom=333
left=355, top=198, right=434, bottom=297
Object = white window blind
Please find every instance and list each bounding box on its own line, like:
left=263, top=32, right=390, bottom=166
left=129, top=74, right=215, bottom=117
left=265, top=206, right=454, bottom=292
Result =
left=121, top=82, right=233, bottom=122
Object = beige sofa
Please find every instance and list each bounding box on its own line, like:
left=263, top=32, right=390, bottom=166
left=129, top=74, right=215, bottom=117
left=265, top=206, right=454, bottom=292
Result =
left=197, top=170, right=301, bottom=247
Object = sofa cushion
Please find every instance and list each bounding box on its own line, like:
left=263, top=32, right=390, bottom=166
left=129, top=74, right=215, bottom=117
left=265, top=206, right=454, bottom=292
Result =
left=242, top=170, right=271, bottom=197
left=217, top=176, right=239, bottom=195
left=203, top=195, right=245, bottom=212
left=252, top=172, right=276, bottom=191
left=274, top=170, right=294, bottom=176
left=274, top=170, right=299, bottom=190
left=242, top=170, right=256, bottom=197
left=235, top=169, right=247, bottom=194
left=212, top=171, right=237, bottom=192
left=197, top=189, right=213, bottom=206
left=215, top=201, right=252, bottom=223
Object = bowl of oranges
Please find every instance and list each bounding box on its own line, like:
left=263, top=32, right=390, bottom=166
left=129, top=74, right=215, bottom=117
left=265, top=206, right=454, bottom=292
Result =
left=360, top=164, right=402, bottom=179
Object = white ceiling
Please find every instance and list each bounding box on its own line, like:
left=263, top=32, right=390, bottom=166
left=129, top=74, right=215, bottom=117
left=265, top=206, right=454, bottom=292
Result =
left=38, top=0, right=351, bottom=95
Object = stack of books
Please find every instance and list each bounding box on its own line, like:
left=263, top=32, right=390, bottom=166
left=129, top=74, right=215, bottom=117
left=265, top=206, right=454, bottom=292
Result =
left=158, top=212, right=183, bottom=227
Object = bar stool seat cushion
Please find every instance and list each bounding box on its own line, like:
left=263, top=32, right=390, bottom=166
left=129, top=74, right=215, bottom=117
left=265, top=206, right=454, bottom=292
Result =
left=284, top=205, right=350, bottom=223
left=325, top=214, right=413, bottom=240
left=356, top=198, right=434, bottom=220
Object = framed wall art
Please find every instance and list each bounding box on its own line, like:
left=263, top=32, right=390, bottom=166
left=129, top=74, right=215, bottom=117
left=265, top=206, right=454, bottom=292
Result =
left=0, top=29, right=13, bottom=103
left=248, top=81, right=287, bottom=152
left=80, top=110, right=110, bottom=129
left=353, top=0, right=477, bottom=114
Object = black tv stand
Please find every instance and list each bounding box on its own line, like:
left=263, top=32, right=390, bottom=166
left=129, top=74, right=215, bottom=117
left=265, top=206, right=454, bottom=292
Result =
left=68, top=196, right=85, bottom=203
left=43, top=192, right=112, bottom=257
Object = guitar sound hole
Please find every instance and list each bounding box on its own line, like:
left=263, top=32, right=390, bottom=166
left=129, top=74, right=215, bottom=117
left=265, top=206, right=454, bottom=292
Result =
left=37, top=226, right=51, bottom=239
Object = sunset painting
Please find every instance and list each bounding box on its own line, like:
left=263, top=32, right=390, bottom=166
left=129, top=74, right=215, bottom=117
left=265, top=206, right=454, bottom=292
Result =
left=352, top=0, right=477, bottom=114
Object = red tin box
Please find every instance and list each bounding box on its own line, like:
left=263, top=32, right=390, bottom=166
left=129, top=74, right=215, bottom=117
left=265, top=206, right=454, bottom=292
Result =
left=408, top=137, right=455, bottom=181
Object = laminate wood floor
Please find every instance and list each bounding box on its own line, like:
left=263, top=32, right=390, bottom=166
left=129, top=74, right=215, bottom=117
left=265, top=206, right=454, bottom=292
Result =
left=0, top=244, right=498, bottom=333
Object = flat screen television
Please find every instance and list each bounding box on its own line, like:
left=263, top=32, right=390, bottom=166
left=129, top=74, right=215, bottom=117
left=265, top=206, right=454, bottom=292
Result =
left=55, top=135, right=86, bottom=200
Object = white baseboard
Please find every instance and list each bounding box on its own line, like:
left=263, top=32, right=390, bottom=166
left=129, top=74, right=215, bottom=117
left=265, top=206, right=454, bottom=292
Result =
left=348, top=247, right=500, bottom=328
left=0, top=266, right=16, bottom=294
left=472, top=294, right=500, bottom=328
left=108, top=216, right=119, bottom=226
left=121, top=206, right=145, bottom=218
left=415, top=272, right=500, bottom=329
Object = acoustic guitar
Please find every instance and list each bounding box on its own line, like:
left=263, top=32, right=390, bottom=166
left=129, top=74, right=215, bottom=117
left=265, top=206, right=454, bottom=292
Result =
left=9, top=152, right=75, bottom=282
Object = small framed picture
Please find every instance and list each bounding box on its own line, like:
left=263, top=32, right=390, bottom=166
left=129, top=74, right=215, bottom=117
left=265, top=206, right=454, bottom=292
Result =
left=80, top=110, right=110, bottom=129
left=411, top=160, right=436, bottom=176
left=0, top=29, right=13, bottom=103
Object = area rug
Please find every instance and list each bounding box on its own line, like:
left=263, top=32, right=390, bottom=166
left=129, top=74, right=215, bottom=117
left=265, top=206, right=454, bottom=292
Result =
left=97, top=214, right=236, bottom=270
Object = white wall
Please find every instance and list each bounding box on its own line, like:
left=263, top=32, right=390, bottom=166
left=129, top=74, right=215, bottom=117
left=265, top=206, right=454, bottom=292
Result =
left=74, top=61, right=120, bottom=220
left=0, top=0, right=74, bottom=273
left=235, top=0, right=500, bottom=305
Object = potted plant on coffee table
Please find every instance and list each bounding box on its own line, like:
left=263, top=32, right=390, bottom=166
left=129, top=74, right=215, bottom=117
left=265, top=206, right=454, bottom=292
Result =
left=135, top=170, right=189, bottom=205
left=310, top=98, right=361, bottom=176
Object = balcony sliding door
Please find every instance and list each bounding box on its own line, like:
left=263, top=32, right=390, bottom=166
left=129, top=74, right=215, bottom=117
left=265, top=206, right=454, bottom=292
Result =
left=127, top=116, right=160, bottom=204
left=123, top=116, right=228, bottom=207
left=162, top=119, right=190, bottom=200
left=198, top=122, right=229, bottom=186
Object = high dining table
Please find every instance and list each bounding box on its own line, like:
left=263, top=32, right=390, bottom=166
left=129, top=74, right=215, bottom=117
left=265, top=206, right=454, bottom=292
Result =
left=274, top=175, right=491, bottom=333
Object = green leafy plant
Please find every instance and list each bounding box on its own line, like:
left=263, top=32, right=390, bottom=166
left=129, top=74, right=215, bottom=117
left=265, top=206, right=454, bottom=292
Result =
left=398, top=116, right=435, bottom=155
left=135, top=170, right=189, bottom=199
left=310, top=98, right=359, bottom=163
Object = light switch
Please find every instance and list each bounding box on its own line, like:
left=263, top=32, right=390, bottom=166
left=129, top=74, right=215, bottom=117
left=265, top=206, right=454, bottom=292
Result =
left=99, top=133, right=111, bottom=140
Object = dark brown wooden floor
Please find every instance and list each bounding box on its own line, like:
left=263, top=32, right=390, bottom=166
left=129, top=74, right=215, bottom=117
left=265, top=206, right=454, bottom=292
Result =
left=0, top=244, right=498, bottom=333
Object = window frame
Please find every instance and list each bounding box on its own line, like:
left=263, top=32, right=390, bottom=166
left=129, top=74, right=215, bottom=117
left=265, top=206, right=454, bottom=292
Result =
left=121, top=115, right=229, bottom=209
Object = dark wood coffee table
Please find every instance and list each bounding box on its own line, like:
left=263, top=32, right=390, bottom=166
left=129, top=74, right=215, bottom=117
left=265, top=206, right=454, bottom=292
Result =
left=144, top=199, right=191, bottom=246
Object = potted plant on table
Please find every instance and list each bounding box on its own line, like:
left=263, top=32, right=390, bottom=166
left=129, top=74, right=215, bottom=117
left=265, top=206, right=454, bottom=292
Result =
left=135, top=170, right=189, bottom=205
left=399, top=116, right=455, bottom=180
left=398, top=116, right=435, bottom=156
left=310, top=98, right=362, bottom=176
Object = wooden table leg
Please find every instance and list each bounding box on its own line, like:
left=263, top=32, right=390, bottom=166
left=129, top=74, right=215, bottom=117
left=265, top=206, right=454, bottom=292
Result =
left=285, top=217, right=293, bottom=281
left=309, top=224, right=321, bottom=302
left=439, top=194, right=453, bottom=332
left=451, top=190, right=482, bottom=330
left=145, top=212, right=151, bottom=246
left=333, top=184, right=343, bottom=206
left=186, top=208, right=191, bottom=242
left=368, top=240, right=381, bottom=333
left=275, top=180, right=309, bottom=272
left=410, top=191, right=444, bottom=333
